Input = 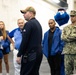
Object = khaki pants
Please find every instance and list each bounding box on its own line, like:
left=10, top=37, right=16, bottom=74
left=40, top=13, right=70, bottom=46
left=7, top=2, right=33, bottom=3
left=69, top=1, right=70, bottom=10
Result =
left=13, top=49, right=21, bottom=75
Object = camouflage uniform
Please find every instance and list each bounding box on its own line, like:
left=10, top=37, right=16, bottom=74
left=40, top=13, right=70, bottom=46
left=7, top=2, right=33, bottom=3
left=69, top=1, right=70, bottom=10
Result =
left=61, top=10, right=76, bottom=75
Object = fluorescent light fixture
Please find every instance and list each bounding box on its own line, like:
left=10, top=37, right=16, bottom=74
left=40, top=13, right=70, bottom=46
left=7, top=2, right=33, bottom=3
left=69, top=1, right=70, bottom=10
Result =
left=52, top=0, right=60, bottom=3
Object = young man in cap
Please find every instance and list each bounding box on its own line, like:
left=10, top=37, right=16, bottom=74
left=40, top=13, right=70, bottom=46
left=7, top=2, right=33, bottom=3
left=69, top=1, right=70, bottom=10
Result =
left=16, top=6, right=43, bottom=75
left=61, top=10, right=76, bottom=75
left=42, top=19, right=64, bottom=75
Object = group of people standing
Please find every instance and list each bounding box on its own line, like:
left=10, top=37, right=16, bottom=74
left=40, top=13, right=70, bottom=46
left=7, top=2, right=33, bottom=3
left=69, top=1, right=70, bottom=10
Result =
left=0, top=6, right=76, bottom=75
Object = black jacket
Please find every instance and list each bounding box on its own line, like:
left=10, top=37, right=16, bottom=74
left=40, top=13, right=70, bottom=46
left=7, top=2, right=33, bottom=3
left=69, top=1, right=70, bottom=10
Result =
left=17, top=18, right=42, bottom=57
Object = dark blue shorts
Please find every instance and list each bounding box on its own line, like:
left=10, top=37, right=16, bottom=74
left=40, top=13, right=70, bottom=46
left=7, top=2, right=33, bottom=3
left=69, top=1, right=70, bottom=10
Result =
left=0, top=49, right=9, bottom=59
left=0, top=50, right=3, bottom=59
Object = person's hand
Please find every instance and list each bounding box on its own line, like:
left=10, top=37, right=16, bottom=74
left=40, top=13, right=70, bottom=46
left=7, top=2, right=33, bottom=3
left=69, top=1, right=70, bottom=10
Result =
left=10, top=43, right=15, bottom=51
left=56, top=51, right=61, bottom=55
left=16, top=57, right=21, bottom=64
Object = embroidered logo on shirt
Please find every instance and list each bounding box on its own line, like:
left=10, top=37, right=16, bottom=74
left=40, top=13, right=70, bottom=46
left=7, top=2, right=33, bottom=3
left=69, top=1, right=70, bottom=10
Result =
left=23, top=29, right=26, bottom=32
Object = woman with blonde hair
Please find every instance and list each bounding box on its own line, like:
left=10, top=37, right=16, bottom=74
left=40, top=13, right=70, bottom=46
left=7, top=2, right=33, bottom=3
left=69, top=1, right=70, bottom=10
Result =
left=0, top=21, right=11, bottom=75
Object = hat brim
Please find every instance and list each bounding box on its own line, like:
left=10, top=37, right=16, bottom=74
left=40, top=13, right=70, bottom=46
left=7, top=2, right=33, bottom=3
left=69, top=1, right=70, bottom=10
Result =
left=70, top=14, right=76, bottom=16
left=20, top=10, right=26, bottom=14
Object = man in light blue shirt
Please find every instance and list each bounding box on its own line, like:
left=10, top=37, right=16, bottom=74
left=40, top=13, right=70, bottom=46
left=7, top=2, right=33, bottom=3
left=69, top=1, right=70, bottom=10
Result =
left=9, top=18, right=25, bottom=75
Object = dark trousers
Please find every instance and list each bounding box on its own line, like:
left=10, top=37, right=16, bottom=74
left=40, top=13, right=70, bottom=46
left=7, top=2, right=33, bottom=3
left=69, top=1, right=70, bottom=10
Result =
left=47, top=54, right=61, bottom=75
left=61, top=55, right=65, bottom=75
left=20, top=51, right=43, bottom=75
